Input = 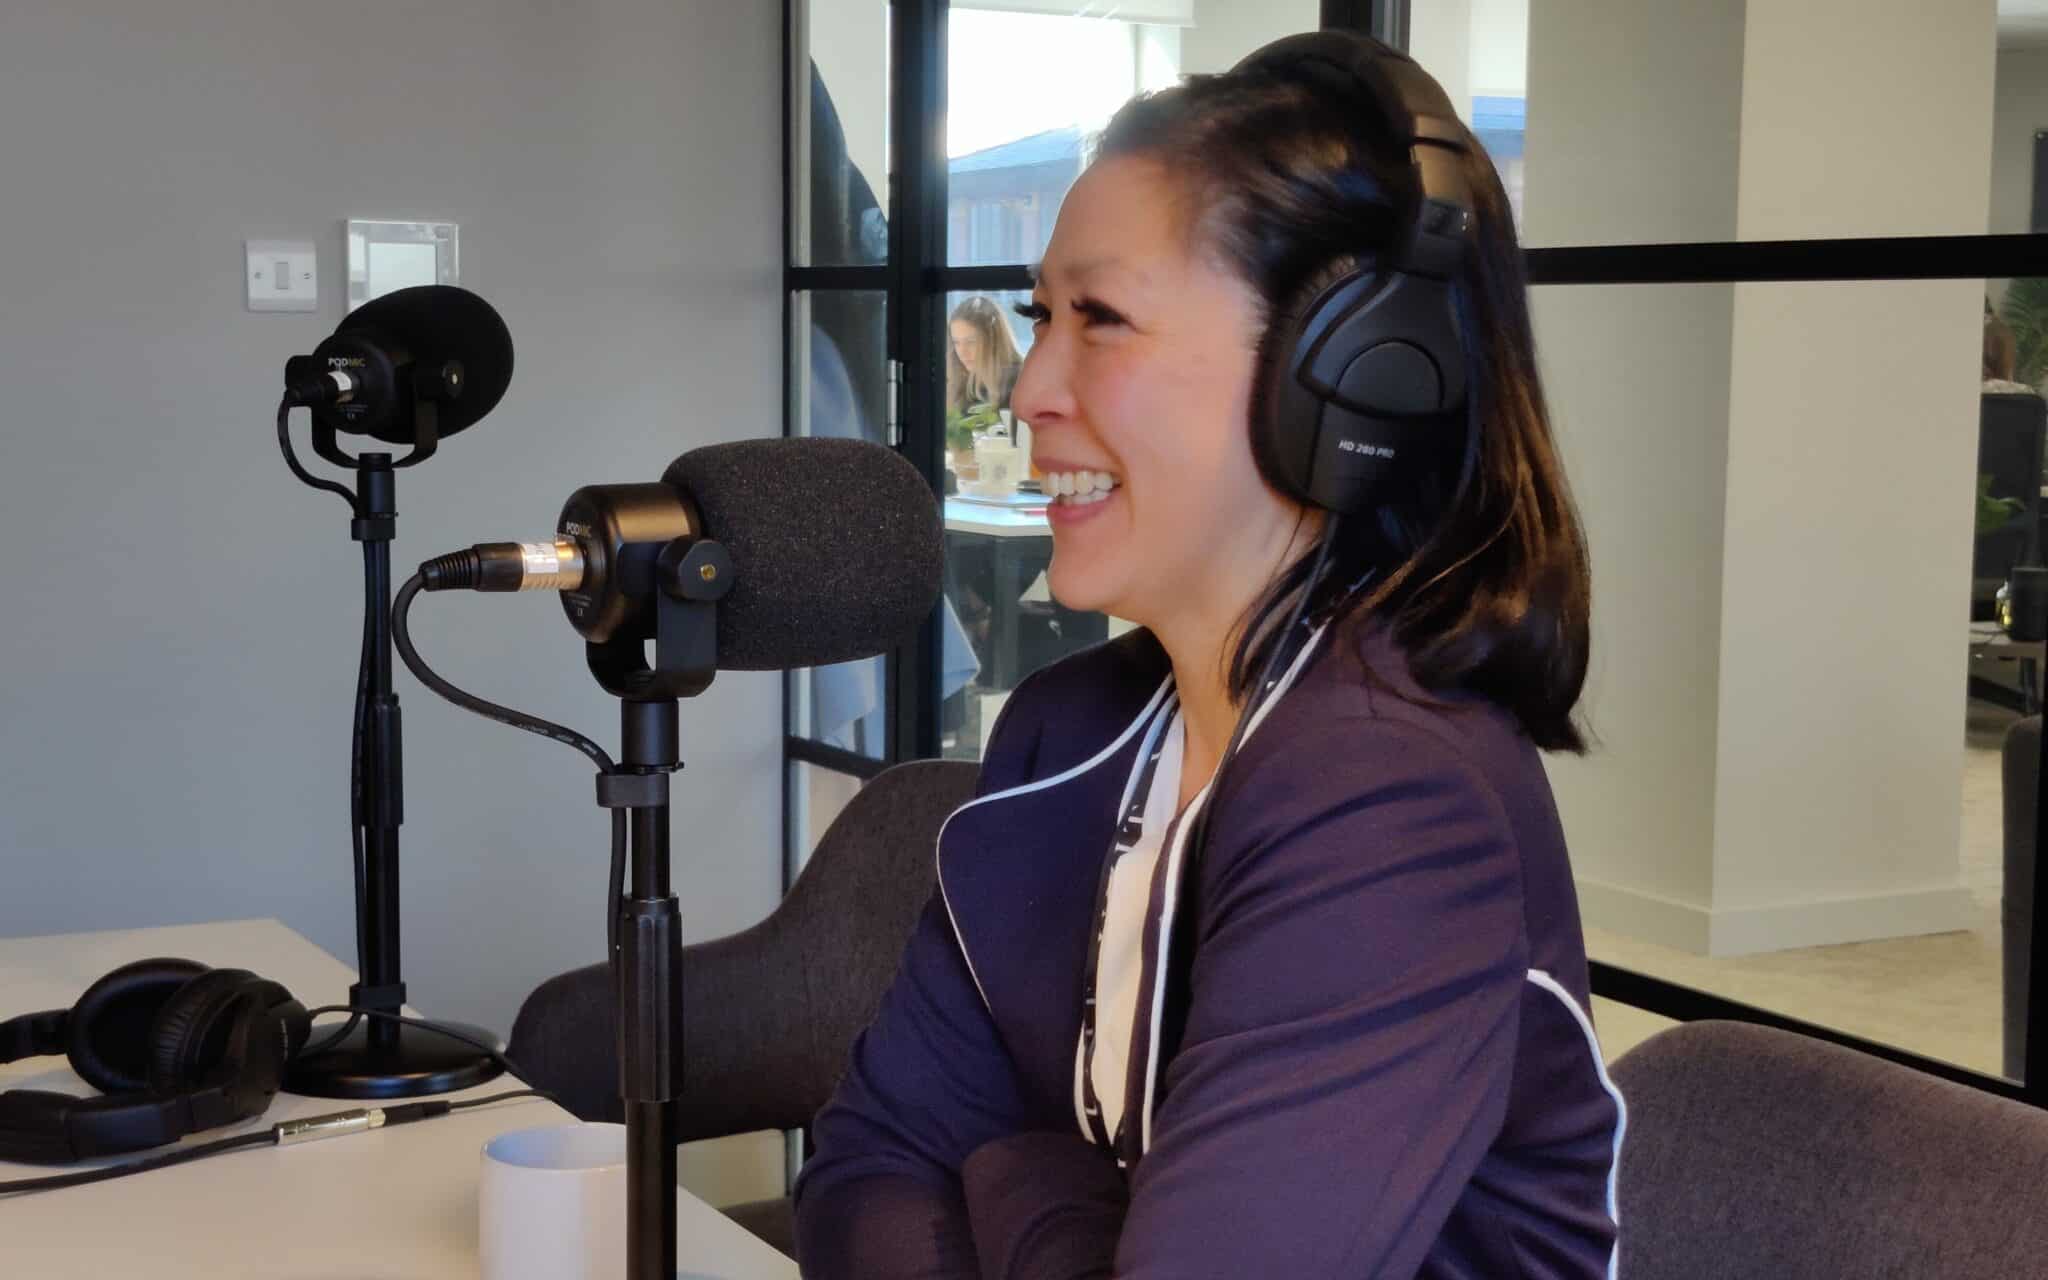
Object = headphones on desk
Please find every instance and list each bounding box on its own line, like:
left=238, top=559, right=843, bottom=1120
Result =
left=0, top=958, right=309, bottom=1164
left=1232, top=29, right=1477, bottom=518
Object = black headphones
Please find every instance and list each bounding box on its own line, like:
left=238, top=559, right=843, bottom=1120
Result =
left=1152, top=32, right=1480, bottom=1110
left=1234, top=30, right=1476, bottom=516
left=0, top=958, right=310, bottom=1164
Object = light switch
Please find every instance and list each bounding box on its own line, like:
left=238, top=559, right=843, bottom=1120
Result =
left=247, top=239, right=317, bottom=312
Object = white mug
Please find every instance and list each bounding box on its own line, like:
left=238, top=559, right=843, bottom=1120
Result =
left=973, top=439, right=1020, bottom=496
left=479, top=1123, right=627, bottom=1280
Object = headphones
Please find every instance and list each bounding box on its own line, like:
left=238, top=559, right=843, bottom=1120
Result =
left=1234, top=30, right=1477, bottom=516
left=0, top=958, right=309, bottom=1164
left=1150, top=32, right=1481, bottom=1112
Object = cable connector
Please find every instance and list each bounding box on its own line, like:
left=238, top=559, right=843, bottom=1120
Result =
left=273, top=1108, right=384, bottom=1147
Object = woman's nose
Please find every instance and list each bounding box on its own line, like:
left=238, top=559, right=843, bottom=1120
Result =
left=1011, top=338, right=1072, bottom=425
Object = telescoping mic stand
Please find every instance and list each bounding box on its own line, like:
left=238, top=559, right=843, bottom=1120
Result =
left=579, top=510, right=734, bottom=1280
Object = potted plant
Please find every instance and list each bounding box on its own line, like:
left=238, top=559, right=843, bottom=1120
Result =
left=946, top=402, right=1001, bottom=478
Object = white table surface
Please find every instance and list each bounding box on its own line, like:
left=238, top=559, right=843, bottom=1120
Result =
left=944, top=495, right=1050, bottom=538
left=0, top=918, right=800, bottom=1280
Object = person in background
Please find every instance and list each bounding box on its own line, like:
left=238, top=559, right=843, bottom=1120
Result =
left=947, top=294, right=1025, bottom=418
left=1986, top=298, right=2035, bottom=395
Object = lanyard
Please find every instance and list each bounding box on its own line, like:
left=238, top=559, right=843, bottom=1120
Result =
left=1077, top=693, right=1179, bottom=1161
left=1076, top=614, right=1322, bottom=1166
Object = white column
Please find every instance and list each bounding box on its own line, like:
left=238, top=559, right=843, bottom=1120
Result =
left=1707, top=0, right=1994, bottom=952
left=1524, top=0, right=1750, bottom=950
left=1527, top=0, right=1998, bottom=955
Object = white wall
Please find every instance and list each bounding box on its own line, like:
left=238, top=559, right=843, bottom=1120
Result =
left=1990, top=48, right=2048, bottom=235
left=1526, top=0, right=1995, bottom=955
left=0, top=0, right=784, bottom=1196
left=1708, top=0, right=1993, bottom=947
left=1524, top=0, right=1749, bottom=944
left=1467, top=0, right=1529, bottom=98
left=1408, top=0, right=1475, bottom=121
left=1179, top=0, right=1319, bottom=76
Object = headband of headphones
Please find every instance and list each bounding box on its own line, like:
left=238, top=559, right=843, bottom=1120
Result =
left=1231, top=30, right=1475, bottom=280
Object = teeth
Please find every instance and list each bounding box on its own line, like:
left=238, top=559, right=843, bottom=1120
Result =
left=1044, top=469, right=1120, bottom=503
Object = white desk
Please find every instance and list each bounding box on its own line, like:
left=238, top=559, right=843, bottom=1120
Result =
left=0, top=919, right=800, bottom=1280
left=943, top=494, right=1050, bottom=538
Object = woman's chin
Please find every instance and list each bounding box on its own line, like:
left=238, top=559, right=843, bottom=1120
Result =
left=1044, top=561, right=1124, bottom=621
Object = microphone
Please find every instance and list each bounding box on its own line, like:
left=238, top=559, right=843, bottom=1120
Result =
left=283, top=285, right=513, bottom=449
left=418, top=437, right=944, bottom=672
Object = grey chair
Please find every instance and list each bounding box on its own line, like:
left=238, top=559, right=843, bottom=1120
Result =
left=1611, top=1020, right=2048, bottom=1278
left=2005, top=715, right=2039, bottom=1082
left=508, top=758, right=980, bottom=1258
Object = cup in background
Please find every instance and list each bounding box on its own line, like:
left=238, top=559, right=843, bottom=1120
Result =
left=479, top=1122, right=627, bottom=1280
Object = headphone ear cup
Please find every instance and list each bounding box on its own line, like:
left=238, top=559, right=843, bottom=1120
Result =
left=64, top=958, right=209, bottom=1095
left=1253, top=257, right=1375, bottom=509
left=146, top=968, right=263, bottom=1094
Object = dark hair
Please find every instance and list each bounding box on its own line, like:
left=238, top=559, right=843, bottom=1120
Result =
left=1096, top=67, right=1591, bottom=752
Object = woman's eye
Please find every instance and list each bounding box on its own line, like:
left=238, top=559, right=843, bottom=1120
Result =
left=1013, top=300, right=1050, bottom=327
left=1072, top=299, right=1126, bottom=327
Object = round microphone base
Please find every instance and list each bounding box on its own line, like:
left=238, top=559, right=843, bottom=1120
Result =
left=283, top=1019, right=505, bottom=1100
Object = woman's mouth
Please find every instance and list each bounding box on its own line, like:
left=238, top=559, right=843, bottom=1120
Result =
left=1041, top=468, right=1122, bottom=507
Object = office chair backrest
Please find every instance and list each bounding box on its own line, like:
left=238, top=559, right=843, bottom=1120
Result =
left=673, top=758, right=980, bottom=1140
left=507, top=759, right=982, bottom=1137
left=1610, top=1020, right=2048, bottom=1279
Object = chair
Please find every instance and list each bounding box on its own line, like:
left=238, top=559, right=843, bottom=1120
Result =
left=508, top=758, right=981, bottom=1257
left=1610, top=1020, right=2048, bottom=1278
left=2004, top=716, right=2039, bottom=1082
left=1972, top=392, right=2046, bottom=621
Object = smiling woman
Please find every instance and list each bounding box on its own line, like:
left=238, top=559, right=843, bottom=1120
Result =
left=796, top=28, right=1617, bottom=1280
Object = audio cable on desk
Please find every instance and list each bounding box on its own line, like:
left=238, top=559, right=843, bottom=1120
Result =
left=0, top=1008, right=555, bottom=1197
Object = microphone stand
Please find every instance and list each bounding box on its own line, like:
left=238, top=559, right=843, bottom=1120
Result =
left=585, top=535, right=733, bottom=1280
left=277, top=399, right=504, bottom=1098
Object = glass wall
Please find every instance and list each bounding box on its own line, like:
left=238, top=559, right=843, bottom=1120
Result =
left=1528, top=271, right=2047, bottom=1081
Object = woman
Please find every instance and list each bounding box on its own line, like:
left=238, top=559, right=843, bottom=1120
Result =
left=947, top=294, right=1025, bottom=417
left=797, top=32, right=1621, bottom=1279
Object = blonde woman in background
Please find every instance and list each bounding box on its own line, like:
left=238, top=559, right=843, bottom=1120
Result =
left=947, top=294, right=1024, bottom=416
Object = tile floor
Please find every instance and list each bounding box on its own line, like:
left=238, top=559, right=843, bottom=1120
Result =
left=1587, top=699, right=2020, bottom=1081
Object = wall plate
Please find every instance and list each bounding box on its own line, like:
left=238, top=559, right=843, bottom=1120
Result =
left=246, top=239, right=317, bottom=312
left=347, top=220, right=459, bottom=310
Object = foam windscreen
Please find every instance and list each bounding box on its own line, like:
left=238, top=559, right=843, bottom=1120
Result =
left=336, top=286, right=513, bottom=442
left=662, top=438, right=943, bottom=671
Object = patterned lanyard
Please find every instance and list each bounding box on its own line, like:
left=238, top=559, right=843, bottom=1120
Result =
left=1077, top=691, right=1179, bottom=1161
left=1075, top=614, right=1322, bottom=1165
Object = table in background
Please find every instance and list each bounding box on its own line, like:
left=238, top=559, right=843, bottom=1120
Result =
left=0, top=918, right=799, bottom=1280
left=1969, top=621, right=2044, bottom=715
left=943, top=495, right=1107, bottom=692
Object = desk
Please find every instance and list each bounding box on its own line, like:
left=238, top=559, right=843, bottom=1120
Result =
left=0, top=919, right=799, bottom=1280
left=945, top=496, right=1053, bottom=692
left=1969, top=622, right=2044, bottom=715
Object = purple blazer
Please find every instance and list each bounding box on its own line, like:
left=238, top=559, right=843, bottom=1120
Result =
left=794, top=623, right=1624, bottom=1278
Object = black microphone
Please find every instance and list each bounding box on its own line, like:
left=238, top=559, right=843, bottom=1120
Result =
left=283, top=285, right=513, bottom=447
left=419, top=437, right=944, bottom=671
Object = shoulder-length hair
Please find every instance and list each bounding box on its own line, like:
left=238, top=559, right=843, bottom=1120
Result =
left=1097, top=67, right=1591, bottom=751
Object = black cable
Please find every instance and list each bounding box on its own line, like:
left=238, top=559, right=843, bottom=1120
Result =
left=307, top=545, right=380, bottom=1063
left=390, top=574, right=617, bottom=773
left=297, top=1005, right=542, bottom=1095
left=449, top=1088, right=552, bottom=1112
left=608, top=807, right=626, bottom=973
left=0, top=1084, right=554, bottom=1197
left=0, top=1131, right=276, bottom=1196
left=276, top=396, right=359, bottom=514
